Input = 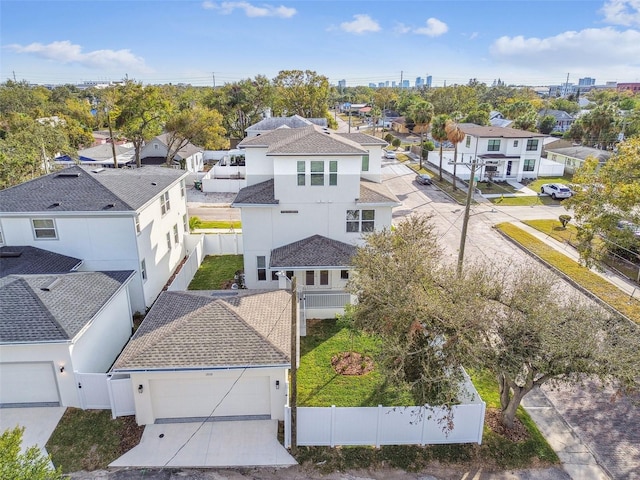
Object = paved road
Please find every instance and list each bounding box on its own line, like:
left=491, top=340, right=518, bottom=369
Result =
left=381, top=160, right=639, bottom=480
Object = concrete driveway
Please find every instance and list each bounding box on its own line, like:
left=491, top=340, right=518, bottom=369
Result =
left=0, top=406, right=66, bottom=455
left=109, top=419, right=296, bottom=468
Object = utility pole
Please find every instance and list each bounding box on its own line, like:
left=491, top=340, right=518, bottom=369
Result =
left=400, top=70, right=403, bottom=89
left=563, top=73, right=570, bottom=97
left=289, top=276, right=298, bottom=453
left=212, top=72, right=216, bottom=88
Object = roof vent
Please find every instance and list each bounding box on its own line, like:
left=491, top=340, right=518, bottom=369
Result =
left=92, top=168, right=105, bottom=173
left=41, top=278, right=61, bottom=292
left=48, top=202, right=61, bottom=208
left=56, top=172, right=80, bottom=178
left=103, top=203, right=116, bottom=209
left=151, top=182, right=157, bottom=186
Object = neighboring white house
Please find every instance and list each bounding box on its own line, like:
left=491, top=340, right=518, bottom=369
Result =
left=0, top=270, right=134, bottom=408
left=111, top=289, right=291, bottom=425
left=54, top=143, right=136, bottom=168
left=232, top=125, right=399, bottom=298
left=139, top=133, right=204, bottom=173
left=457, top=124, right=549, bottom=182
left=544, top=145, right=613, bottom=174
left=538, top=109, right=575, bottom=132
left=0, top=165, right=190, bottom=313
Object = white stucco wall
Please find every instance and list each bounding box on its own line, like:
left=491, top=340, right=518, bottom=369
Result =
left=128, top=367, right=288, bottom=425
left=71, top=286, right=133, bottom=373
left=0, top=343, right=78, bottom=407
left=243, top=148, right=274, bottom=186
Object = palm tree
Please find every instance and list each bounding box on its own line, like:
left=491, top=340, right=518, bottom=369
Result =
left=445, top=120, right=466, bottom=191
left=408, top=100, right=434, bottom=170
left=431, top=114, right=449, bottom=181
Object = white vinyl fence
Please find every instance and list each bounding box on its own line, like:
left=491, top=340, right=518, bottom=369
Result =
left=285, top=372, right=485, bottom=448
left=75, top=372, right=135, bottom=418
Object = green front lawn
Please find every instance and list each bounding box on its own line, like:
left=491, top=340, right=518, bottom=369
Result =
left=489, top=195, right=558, bottom=206
left=196, top=220, right=241, bottom=230
left=299, top=318, right=414, bottom=406
left=46, top=409, right=143, bottom=473
left=187, top=254, right=244, bottom=290
left=525, top=175, right=573, bottom=193
left=496, top=222, right=640, bottom=324
left=522, top=219, right=579, bottom=244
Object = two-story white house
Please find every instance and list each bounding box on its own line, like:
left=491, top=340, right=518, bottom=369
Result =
left=457, top=125, right=548, bottom=182
left=232, top=125, right=399, bottom=306
left=0, top=165, right=190, bottom=313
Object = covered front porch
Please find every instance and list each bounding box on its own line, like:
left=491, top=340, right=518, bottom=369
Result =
left=269, top=235, right=358, bottom=333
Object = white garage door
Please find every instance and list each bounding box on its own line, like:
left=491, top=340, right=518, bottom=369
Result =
left=0, top=362, right=60, bottom=406
left=149, top=375, right=270, bottom=421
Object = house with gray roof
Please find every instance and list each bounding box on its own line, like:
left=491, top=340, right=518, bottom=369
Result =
left=545, top=145, right=613, bottom=174
left=232, top=124, right=399, bottom=317
left=244, top=114, right=328, bottom=138
left=0, top=165, right=190, bottom=313
left=0, top=245, right=82, bottom=277
left=538, top=109, right=575, bottom=132
left=139, top=133, right=204, bottom=172
left=111, top=289, right=290, bottom=425
left=0, top=270, right=134, bottom=408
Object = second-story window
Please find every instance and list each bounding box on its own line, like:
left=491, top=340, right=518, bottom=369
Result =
left=257, top=256, right=267, bottom=281
left=362, top=155, right=369, bottom=172
left=488, top=139, right=500, bottom=151
left=329, top=161, right=338, bottom=186
left=346, top=209, right=375, bottom=232
left=513, top=140, right=519, bottom=148
left=135, top=215, right=141, bottom=234
left=465, top=136, right=471, bottom=148
left=173, top=224, right=179, bottom=244
left=160, top=191, right=171, bottom=215
left=180, top=179, right=185, bottom=198
left=311, top=161, right=324, bottom=186
left=32, top=219, right=57, bottom=239
left=526, top=139, right=539, bottom=151
left=297, top=161, right=305, bottom=186
left=166, top=231, right=172, bottom=249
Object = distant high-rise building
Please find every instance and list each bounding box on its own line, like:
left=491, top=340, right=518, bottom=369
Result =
left=378, top=82, right=385, bottom=88
left=369, top=83, right=377, bottom=88
left=402, top=80, right=410, bottom=89
left=415, top=77, right=424, bottom=87
left=578, top=77, right=596, bottom=86
left=338, top=79, right=347, bottom=89
left=392, top=81, right=397, bottom=88
left=426, top=76, right=433, bottom=88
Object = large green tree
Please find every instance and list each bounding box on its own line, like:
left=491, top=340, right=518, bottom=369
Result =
left=348, top=214, right=640, bottom=429
left=445, top=120, right=465, bottom=190
left=431, top=114, right=450, bottom=181
left=272, top=70, right=331, bottom=119
left=408, top=100, right=434, bottom=169
left=565, top=136, right=640, bottom=266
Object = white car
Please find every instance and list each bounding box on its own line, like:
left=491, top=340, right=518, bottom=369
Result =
left=384, top=150, right=396, bottom=159
left=540, top=183, right=572, bottom=199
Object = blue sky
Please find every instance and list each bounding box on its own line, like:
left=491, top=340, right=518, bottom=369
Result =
left=1, top=0, right=640, bottom=87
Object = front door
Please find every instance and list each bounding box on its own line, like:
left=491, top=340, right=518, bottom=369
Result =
left=506, top=160, right=512, bottom=176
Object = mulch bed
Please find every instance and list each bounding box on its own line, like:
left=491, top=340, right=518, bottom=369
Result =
left=119, top=416, right=145, bottom=453
left=331, top=351, right=375, bottom=376
left=484, top=407, right=530, bottom=443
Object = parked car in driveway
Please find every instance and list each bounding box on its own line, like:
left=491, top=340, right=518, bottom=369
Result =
left=415, top=173, right=433, bottom=185
left=540, top=183, right=572, bottom=199
left=384, top=150, right=396, bottom=159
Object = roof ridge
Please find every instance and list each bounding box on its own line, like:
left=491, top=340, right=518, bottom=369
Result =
left=19, top=276, right=69, bottom=339
left=76, top=167, right=136, bottom=210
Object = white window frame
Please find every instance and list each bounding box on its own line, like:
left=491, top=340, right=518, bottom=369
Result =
left=160, top=191, right=171, bottom=215
left=310, top=161, right=324, bottom=186
left=173, top=224, right=179, bottom=244
left=183, top=214, right=188, bottom=233
left=346, top=209, right=375, bottom=233
left=135, top=215, right=141, bottom=234
left=32, top=218, right=58, bottom=240
left=257, top=256, right=267, bottom=281
left=526, top=139, right=539, bottom=151
left=141, top=259, right=147, bottom=281
left=166, top=231, right=172, bottom=250
left=297, top=161, right=306, bottom=186
left=180, top=179, right=185, bottom=198
left=329, top=160, right=338, bottom=185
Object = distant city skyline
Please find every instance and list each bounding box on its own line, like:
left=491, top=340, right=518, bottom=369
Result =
left=2, top=0, right=640, bottom=87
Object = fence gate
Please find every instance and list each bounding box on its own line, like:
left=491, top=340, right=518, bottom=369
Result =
left=107, top=375, right=135, bottom=418
left=75, top=372, right=111, bottom=409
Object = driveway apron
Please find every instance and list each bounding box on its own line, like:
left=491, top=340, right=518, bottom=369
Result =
left=109, top=419, right=297, bottom=468
left=0, top=406, right=66, bottom=456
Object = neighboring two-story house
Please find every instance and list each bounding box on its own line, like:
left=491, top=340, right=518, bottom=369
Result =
left=538, top=109, right=575, bottom=132
left=0, top=165, right=190, bottom=313
left=458, top=125, right=547, bottom=182
left=140, top=133, right=204, bottom=173
left=232, top=125, right=399, bottom=301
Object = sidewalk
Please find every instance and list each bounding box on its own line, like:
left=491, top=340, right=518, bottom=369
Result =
left=482, top=180, right=538, bottom=198
left=515, top=221, right=640, bottom=301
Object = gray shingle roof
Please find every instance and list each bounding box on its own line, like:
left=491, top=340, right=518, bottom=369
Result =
left=0, top=246, right=82, bottom=278
left=152, top=133, right=203, bottom=159
left=358, top=180, right=401, bottom=205
left=239, top=125, right=368, bottom=155
left=270, top=235, right=356, bottom=269
left=0, top=165, right=187, bottom=213
left=336, top=133, right=388, bottom=146
left=0, top=271, right=133, bottom=343
left=232, top=179, right=278, bottom=205
left=245, top=115, right=327, bottom=132
left=112, top=290, right=291, bottom=370
left=460, top=124, right=547, bottom=139
left=545, top=145, right=613, bottom=162
left=538, top=109, right=574, bottom=120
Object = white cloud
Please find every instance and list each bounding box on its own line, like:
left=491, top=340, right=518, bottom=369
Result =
left=414, top=18, right=448, bottom=37
left=601, top=0, right=640, bottom=27
left=394, top=22, right=412, bottom=34
left=468, top=32, right=479, bottom=40
left=202, top=1, right=296, bottom=18
left=340, top=14, right=381, bottom=34
left=490, top=27, right=640, bottom=74
left=6, top=40, right=152, bottom=72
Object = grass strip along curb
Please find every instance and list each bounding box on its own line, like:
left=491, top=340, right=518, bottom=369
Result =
left=495, top=222, right=640, bottom=325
